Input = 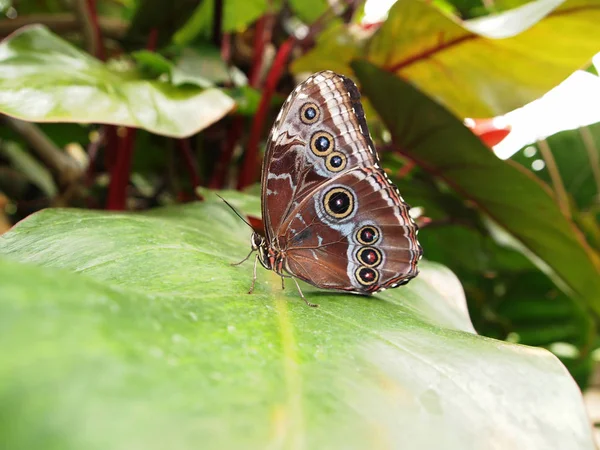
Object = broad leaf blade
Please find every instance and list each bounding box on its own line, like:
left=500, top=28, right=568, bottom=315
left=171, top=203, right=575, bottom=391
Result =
left=0, top=25, right=235, bottom=138
left=371, top=0, right=600, bottom=117
left=352, top=60, right=600, bottom=314
left=294, top=0, right=600, bottom=117
left=0, top=193, right=594, bottom=449
left=512, top=124, right=600, bottom=212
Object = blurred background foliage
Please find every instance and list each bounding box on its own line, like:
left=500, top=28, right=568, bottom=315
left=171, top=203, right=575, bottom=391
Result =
left=0, top=0, right=600, bottom=389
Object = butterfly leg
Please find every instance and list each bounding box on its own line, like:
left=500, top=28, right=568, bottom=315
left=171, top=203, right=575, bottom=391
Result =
left=231, top=248, right=254, bottom=266
left=281, top=276, right=285, bottom=290
left=248, top=254, right=259, bottom=295
left=292, top=277, right=319, bottom=308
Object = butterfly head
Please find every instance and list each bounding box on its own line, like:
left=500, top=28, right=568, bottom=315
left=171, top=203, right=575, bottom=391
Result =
left=251, top=232, right=272, bottom=270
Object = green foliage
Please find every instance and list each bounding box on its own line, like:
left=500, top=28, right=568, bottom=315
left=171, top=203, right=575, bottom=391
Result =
left=1, top=0, right=600, bottom=445
left=0, top=26, right=234, bottom=137
left=512, top=124, right=600, bottom=213
left=294, top=0, right=600, bottom=117
left=353, top=61, right=600, bottom=313
left=0, top=194, right=595, bottom=449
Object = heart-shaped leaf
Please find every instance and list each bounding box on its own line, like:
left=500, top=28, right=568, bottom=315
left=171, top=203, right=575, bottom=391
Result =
left=352, top=60, right=600, bottom=316
left=0, top=192, right=593, bottom=449
left=0, top=25, right=235, bottom=138
left=293, top=0, right=600, bottom=117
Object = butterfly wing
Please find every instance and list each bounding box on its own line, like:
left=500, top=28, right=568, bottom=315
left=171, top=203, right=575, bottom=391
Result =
left=261, top=70, right=421, bottom=293
left=261, top=71, right=377, bottom=243
left=282, top=167, right=421, bottom=293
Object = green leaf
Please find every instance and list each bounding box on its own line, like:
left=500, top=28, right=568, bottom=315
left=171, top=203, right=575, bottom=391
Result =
left=132, top=49, right=216, bottom=88
left=372, top=0, right=600, bottom=117
left=289, top=0, right=329, bottom=23
left=172, top=46, right=230, bottom=86
left=291, top=21, right=363, bottom=76
left=131, top=50, right=175, bottom=77
left=294, top=0, right=600, bottom=117
left=352, top=60, right=600, bottom=315
left=496, top=270, right=597, bottom=387
left=512, top=124, right=600, bottom=212
left=174, top=0, right=275, bottom=46
left=0, top=192, right=594, bottom=449
left=0, top=25, right=235, bottom=138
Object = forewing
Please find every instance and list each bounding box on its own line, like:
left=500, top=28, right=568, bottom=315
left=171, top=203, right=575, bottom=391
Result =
left=261, top=71, right=378, bottom=242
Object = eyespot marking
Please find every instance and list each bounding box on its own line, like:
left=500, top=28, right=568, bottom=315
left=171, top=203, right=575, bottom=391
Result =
left=355, top=266, right=379, bottom=286
left=325, top=151, right=346, bottom=172
left=300, top=102, right=320, bottom=124
left=357, top=246, right=382, bottom=268
left=310, top=131, right=334, bottom=157
left=323, top=187, right=354, bottom=219
left=356, top=225, right=380, bottom=245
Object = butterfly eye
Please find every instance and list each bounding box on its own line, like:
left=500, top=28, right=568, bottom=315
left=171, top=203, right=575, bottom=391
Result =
left=355, top=267, right=379, bottom=286
left=356, top=247, right=382, bottom=268
left=356, top=226, right=380, bottom=245
left=323, top=187, right=354, bottom=219
left=325, top=152, right=346, bottom=172
left=300, top=103, right=320, bottom=124
left=310, top=131, right=334, bottom=157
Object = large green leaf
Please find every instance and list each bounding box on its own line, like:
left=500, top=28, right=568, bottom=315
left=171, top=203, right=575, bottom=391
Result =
left=0, top=192, right=594, bottom=449
left=173, top=0, right=275, bottom=45
left=512, top=124, right=600, bottom=212
left=293, top=0, right=600, bottom=117
left=0, top=25, right=235, bottom=138
left=353, top=61, right=600, bottom=315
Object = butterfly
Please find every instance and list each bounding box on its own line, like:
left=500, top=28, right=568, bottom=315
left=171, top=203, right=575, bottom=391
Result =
left=235, top=71, right=422, bottom=307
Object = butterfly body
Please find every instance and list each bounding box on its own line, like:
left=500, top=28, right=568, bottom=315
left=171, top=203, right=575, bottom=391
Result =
left=245, top=71, right=422, bottom=302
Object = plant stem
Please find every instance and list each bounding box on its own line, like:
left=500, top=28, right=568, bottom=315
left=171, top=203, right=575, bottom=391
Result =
left=237, top=38, right=295, bottom=190
left=3, top=117, right=83, bottom=188
left=177, top=139, right=202, bottom=195
left=72, top=0, right=105, bottom=59
left=248, top=14, right=275, bottom=87
left=538, top=139, right=571, bottom=219
left=106, top=128, right=136, bottom=210
left=209, top=118, right=244, bottom=189
left=236, top=2, right=352, bottom=190
left=578, top=126, right=600, bottom=199
left=212, top=0, right=224, bottom=48
left=397, top=161, right=416, bottom=178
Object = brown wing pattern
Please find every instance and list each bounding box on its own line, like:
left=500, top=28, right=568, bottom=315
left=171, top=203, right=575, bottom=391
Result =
left=261, top=71, right=422, bottom=293
left=282, top=167, right=421, bottom=293
left=260, top=71, right=379, bottom=243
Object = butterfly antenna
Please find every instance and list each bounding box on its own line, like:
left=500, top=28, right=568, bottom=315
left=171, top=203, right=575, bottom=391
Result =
left=216, top=194, right=255, bottom=230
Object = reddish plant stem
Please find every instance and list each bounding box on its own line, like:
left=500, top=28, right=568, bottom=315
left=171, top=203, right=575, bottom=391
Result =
left=212, top=12, right=273, bottom=189
left=103, top=126, right=119, bottom=169
left=146, top=28, right=159, bottom=52
left=248, top=14, right=275, bottom=87
left=177, top=139, right=202, bottom=193
left=85, top=0, right=106, bottom=60
left=237, top=38, right=295, bottom=190
left=104, top=29, right=157, bottom=210
left=209, top=118, right=244, bottom=189
left=221, top=32, right=231, bottom=64
left=236, top=3, right=351, bottom=190
left=106, top=127, right=136, bottom=210
left=397, top=160, right=416, bottom=179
